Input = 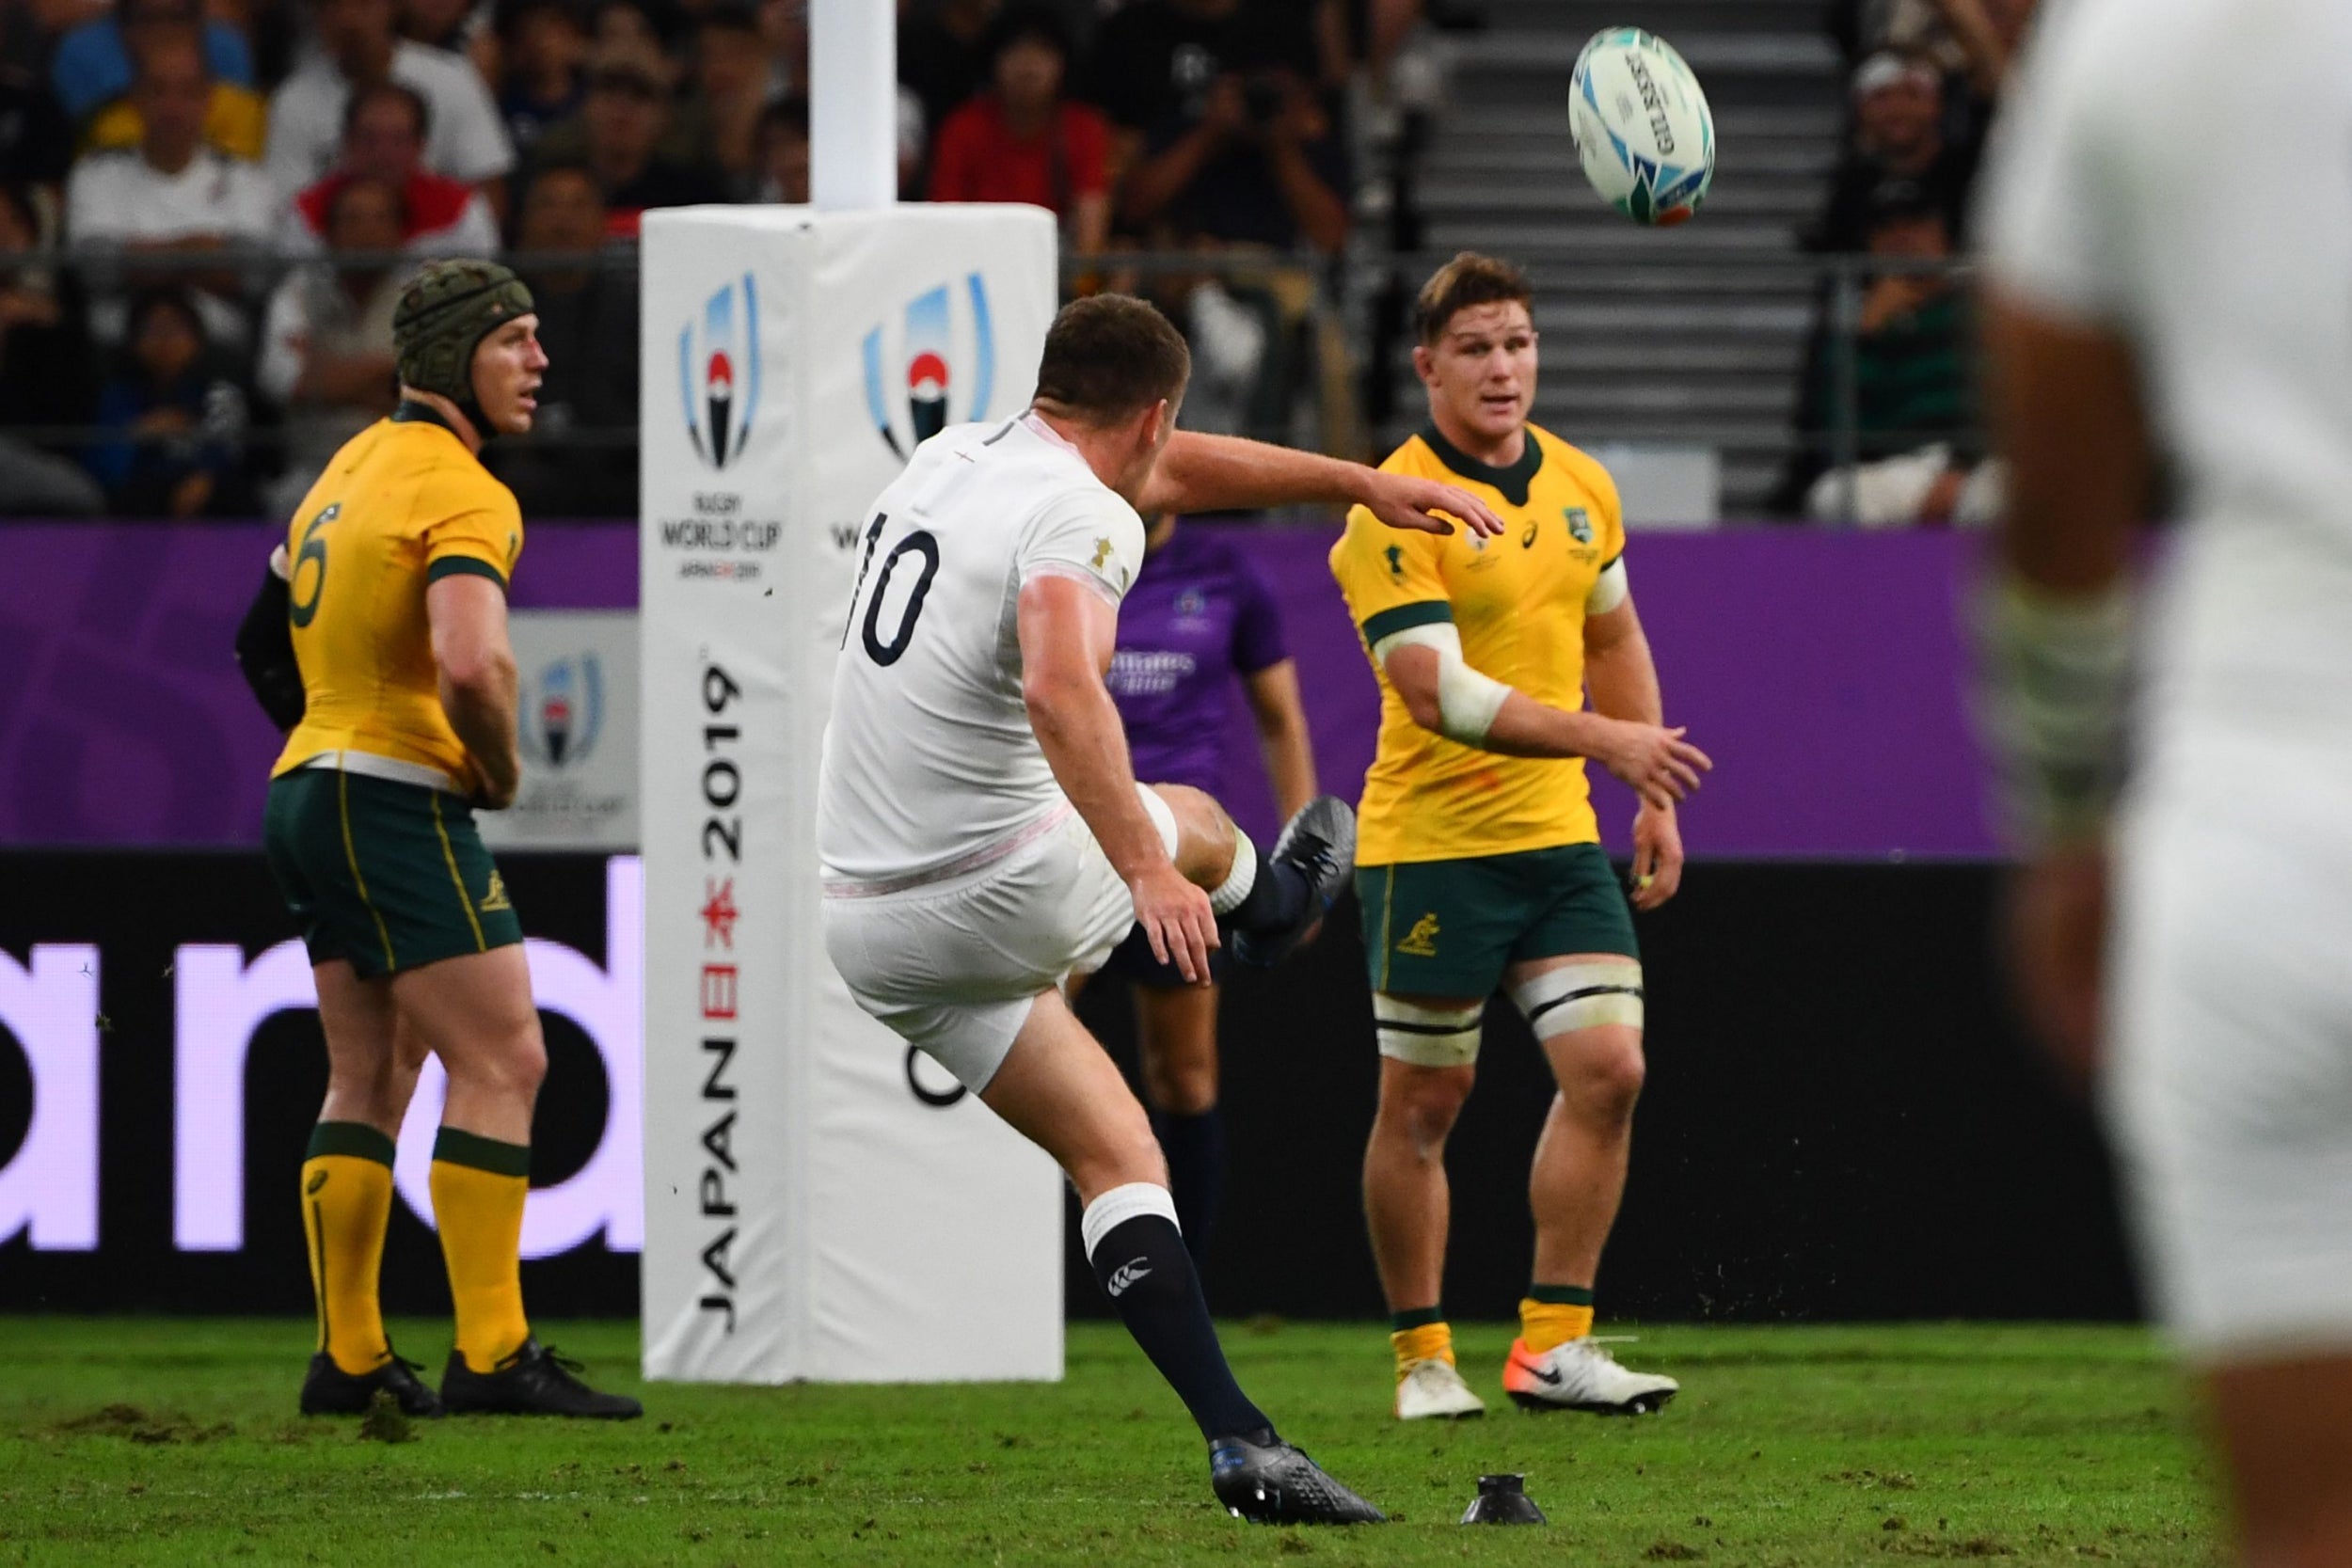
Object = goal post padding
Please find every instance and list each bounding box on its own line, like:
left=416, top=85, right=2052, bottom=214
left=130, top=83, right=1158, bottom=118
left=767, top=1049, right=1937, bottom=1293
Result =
left=638, top=205, right=1064, bottom=1384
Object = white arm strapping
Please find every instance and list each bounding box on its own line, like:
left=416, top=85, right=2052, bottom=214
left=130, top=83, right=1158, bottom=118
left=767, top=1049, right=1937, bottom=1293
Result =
left=1974, top=575, right=2133, bottom=847
left=1586, top=556, right=1629, bottom=615
left=1372, top=621, right=1512, bottom=745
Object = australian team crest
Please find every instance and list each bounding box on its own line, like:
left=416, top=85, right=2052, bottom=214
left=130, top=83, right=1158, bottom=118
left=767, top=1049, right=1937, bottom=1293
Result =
left=861, top=274, right=996, bottom=460
left=678, top=275, right=760, bottom=469
left=522, top=654, right=605, bottom=769
left=1565, top=506, right=1594, bottom=545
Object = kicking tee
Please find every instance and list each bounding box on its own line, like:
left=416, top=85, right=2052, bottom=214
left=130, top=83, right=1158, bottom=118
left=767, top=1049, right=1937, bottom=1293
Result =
left=1330, top=423, right=1626, bottom=866
left=818, top=414, right=1148, bottom=887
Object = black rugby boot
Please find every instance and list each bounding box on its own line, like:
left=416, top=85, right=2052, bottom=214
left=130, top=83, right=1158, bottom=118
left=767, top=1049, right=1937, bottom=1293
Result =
left=440, top=1339, right=643, bottom=1419
left=1229, top=795, right=1355, bottom=968
left=1209, top=1430, right=1386, bottom=1525
left=299, top=1347, right=444, bottom=1417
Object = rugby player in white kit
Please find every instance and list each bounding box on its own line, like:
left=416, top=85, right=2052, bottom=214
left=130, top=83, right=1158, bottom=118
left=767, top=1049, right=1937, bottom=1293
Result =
left=1980, top=1, right=2352, bottom=1560
left=818, top=295, right=1511, bottom=1524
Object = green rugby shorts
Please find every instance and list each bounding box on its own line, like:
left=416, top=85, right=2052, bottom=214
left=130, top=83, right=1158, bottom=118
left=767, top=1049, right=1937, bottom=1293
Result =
left=1356, top=842, right=1637, bottom=1000
left=263, top=767, right=523, bottom=979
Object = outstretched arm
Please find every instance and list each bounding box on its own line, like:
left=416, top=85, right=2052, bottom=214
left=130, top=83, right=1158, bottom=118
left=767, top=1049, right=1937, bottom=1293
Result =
left=1380, top=613, right=1708, bottom=813
left=1018, top=573, right=1217, bottom=983
left=1139, top=430, right=1505, bottom=538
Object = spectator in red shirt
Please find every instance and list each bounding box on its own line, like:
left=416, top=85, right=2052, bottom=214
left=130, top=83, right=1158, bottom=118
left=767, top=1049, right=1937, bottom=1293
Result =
left=926, top=5, right=1107, bottom=256
left=285, top=80, right=501, bottom=258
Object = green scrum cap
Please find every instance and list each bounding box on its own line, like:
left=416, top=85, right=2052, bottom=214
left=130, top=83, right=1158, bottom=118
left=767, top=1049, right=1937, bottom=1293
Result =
left=392, top=259, right=534, bottom=426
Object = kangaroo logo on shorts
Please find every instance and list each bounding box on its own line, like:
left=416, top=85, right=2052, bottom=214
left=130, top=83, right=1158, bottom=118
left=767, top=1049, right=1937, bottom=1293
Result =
left=1396, top=913, right=1441, bottom=958
left=479, top=871, right=513, bottom=913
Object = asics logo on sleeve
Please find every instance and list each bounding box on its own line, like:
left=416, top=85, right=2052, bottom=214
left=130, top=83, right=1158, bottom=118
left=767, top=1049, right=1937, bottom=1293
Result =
left=1106, top=1259, right=1153, bottom=1297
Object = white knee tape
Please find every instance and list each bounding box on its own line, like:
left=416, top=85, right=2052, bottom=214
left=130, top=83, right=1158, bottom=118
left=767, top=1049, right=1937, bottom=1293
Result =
left=1510, top=961, right=1644, bottom=1040
left=1374, top=995, right=1485, bottom=1068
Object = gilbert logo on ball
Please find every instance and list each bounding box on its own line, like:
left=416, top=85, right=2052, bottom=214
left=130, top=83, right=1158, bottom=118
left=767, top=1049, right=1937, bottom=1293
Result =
left=1570, top=27, right=1716, bottom=227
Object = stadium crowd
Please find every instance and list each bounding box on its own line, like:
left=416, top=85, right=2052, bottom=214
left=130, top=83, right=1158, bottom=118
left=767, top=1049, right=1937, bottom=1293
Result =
left=0, top=0, right=2029, bottom=527
left=1774, top=0, right=2034, bottom=526
left=0, top=0, right=1383, bottom=516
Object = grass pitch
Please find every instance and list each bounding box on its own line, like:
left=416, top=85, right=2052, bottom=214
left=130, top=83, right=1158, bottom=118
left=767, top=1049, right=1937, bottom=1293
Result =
left=0, top=1318, right=2214, bottom=1565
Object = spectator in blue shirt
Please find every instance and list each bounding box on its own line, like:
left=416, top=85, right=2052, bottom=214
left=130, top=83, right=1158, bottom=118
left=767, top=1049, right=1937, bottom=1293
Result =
left=50, top=0, right=252, bottom=123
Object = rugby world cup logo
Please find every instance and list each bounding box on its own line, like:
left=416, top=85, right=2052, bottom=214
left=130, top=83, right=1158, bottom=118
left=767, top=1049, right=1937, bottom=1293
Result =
left=678, top=275, right=760, bottom=469
left=861, top=273, right=996, bottom=460
left=523, top=653, right=605, bottom=769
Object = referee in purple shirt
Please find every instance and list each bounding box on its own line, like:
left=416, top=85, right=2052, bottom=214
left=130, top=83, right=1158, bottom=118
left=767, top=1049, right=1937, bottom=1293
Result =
left=1091, top=513, right=1317, bottom=1272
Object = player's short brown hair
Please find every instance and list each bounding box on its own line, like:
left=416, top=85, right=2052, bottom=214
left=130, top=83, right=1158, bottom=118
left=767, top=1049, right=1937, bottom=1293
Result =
left=1032, top=293, right=1191, bottom=423
left=1415, top=251, right=1533, bottom=344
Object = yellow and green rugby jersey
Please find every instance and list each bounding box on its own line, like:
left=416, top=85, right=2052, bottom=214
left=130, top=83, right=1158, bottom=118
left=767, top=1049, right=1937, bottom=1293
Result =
left=1329, top=422, right=1626, bottom=865
left=273, top=409, right=524, bottom=794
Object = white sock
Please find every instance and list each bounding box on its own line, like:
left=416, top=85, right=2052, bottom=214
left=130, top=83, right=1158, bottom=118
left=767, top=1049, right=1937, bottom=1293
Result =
left=1207, top=830, right=1258, bottom=916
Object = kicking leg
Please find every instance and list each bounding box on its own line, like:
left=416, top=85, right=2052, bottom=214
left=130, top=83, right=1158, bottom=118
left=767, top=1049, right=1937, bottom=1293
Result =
left=982, top=988, right=1382, bottom=1523
left=1135, top=978, right=1226, bottom=1272
left=1147, top=784, right=1352, bottom=968
left=298, top=960, right=440, bottom=1415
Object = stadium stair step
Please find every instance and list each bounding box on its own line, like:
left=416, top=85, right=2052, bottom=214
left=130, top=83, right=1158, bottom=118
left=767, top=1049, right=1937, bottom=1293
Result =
left=1386, top=0, right=1850, bottom=515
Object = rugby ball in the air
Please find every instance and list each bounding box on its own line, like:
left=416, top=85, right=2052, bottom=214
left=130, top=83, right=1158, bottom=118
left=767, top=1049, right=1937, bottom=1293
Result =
left=1569, top=27, right=1715, bottom=227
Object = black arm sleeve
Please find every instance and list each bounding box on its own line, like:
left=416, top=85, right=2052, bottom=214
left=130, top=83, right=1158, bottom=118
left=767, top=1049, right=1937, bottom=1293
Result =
left=233, top=565, right=306, bottom=733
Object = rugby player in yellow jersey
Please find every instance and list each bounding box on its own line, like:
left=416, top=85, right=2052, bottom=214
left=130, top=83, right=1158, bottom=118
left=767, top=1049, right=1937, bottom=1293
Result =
left=260, top=259, right=638, bottom=1419
left=1329, top=253, right=1711, bottom=1421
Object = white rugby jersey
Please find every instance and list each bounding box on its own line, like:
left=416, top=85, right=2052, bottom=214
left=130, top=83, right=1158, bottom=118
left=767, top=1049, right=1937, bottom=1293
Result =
left=1982, top=0, right=2352, bottom=735
left=817, top=414, right=1148, bottom=886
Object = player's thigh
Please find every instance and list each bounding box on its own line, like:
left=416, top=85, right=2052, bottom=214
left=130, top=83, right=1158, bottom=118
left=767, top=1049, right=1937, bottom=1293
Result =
left=980, top=987, right=1164, bottom=1203
left=390, top=944, right=544, bottom=1085
left=2205, top=1355, right=2352, bottom=1565
left=311, top=958, right=399, bottom=1085
left=1356, top=855, right=1524, bottom=1003
left=1135, top=979, right=1220, bottom=1113
left=2107, top=768, right=2352, bottom=1357
left=822, top=817, right=1145, bottom=1095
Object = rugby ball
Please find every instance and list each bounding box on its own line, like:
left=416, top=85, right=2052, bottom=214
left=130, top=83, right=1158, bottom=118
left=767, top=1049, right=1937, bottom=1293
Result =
left=1569, top=27, right=1715, bottom=227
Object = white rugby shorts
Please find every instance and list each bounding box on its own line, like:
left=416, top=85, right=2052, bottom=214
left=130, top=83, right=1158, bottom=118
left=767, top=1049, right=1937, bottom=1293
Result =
left=820, top=785, right=1180, bottom=1093
left=2106, top=728, right=2352, bottom=1363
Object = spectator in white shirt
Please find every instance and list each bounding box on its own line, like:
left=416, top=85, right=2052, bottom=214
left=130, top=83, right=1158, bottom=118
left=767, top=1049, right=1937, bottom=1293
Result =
left=260, top=174, right=407, bottom=515
left=265, top=0, right=515, bottom=204
left=284, top=81, right=500, bottom=257
left=66, top=35, right=275, bottom=347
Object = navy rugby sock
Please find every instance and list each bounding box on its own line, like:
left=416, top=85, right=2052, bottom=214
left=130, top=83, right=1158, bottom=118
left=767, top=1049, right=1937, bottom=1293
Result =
left=1150, top=1108, right=1226, bottom=1275
left=1222, top=860, right=1309, bottom=936
left=1083, top=1182, right=1270, bottom=1441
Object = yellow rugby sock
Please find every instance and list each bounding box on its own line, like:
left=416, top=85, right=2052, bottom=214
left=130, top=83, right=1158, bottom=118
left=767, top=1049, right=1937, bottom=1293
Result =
left=1389, top=1308, right=1455, bottom=1380
left=302, top=1122, right=397, bottom=1375
left=430, top=1128, right=532, bottom=1373
left=1519, top=1286, right=1596, bottom=1355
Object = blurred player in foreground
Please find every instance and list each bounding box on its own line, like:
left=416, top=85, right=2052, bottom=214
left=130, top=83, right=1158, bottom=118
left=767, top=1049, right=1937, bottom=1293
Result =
left=1090, top=511, right=1318, bottom=1275
left=1979, top=3, right=2352, bottom=1561
left=241, top=259, right=638, bottom=1420
left=1330, top=252, right=1708, bottom=1421
left=818, top=294, right=1502, bottom=1524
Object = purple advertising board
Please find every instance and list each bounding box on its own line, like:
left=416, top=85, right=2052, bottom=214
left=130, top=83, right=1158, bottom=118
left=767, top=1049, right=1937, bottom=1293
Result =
left=0, top=521, right=1997, bottom=858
